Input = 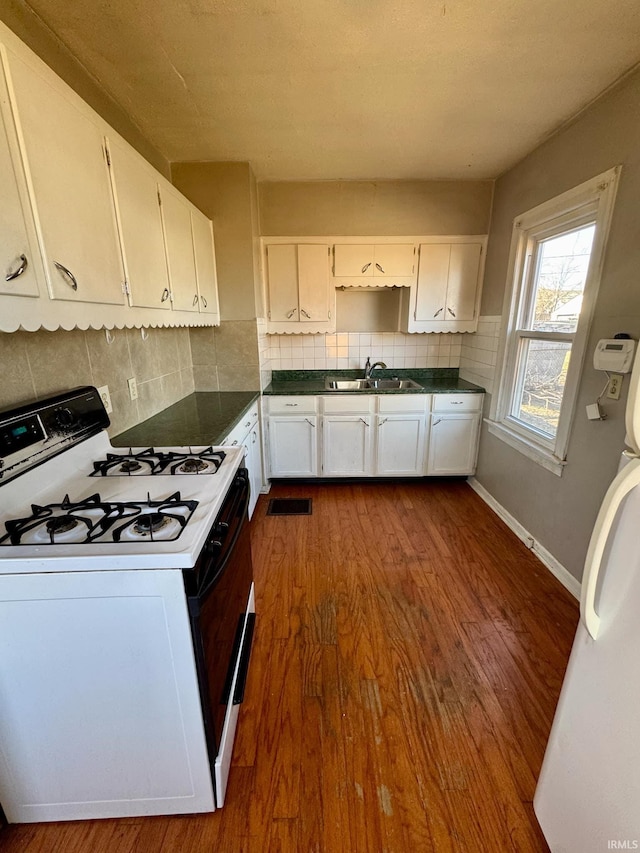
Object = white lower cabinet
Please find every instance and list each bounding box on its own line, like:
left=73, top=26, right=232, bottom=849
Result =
left=221, top=401, right=263, bottom=519
left=427, top=393, right=482, bottom=475
left=266, top=391, right=483, bottom=479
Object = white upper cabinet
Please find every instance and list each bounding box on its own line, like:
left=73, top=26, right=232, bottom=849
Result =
left=0, top=57, right=44, bottom=302
left=158, top=181, right=199, bottom=313
left=2, top=45, right=125, bottom=306
left=0, top=23, right=220, bottom=330
left=265, top=242, right=334, bottom=333
left=333, top=243, right=416, bottom=286
left=105, top=136, right=171, bottom=311
left=404, top=239, right=485, bottom=333
left=191, top=209, right=220, bottom=320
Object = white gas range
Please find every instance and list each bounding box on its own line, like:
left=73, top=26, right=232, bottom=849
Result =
left=0, top=387, right=255, bottom=823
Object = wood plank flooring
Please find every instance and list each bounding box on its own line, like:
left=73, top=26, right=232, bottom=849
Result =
left=1, top=479, right=579, bottom=852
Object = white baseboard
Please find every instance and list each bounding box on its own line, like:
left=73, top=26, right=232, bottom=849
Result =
left=467, top=477, right=581, bottom=600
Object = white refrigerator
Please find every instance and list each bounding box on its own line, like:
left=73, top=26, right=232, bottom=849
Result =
left=534, top=352, right=640, bottom=852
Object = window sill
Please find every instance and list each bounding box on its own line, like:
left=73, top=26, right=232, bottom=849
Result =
left=485, top=419, right=566, bottom=476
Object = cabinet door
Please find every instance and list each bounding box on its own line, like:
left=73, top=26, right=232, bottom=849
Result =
left=266, top=244, right=299, bottom=322
left=414, top=243, right=450, bottom=322
left=0, top=61, right=42, bottom=298
left=322, top=415, right=372, bottom=476
left=268, top=416, right=318, bottom=477
left=446, top=243, right=481, bottom=322
left=243, top=424, right=263, bottom=519
left=159, top=183, right=198, bottom=312
left=297, top=244, right=329, bottom=322
left=372, top=244, right=415, bottom=277
left=106, top=136, right=170, bottom=310
left=333, top=244, right=374, bottom=277
left=427, top=413, right=480, bottom=476
left=3, top=48, right=124, bottom=305
left=191, top=209, right=220, bottom=319
left=376, top=415, right=426, bottom=476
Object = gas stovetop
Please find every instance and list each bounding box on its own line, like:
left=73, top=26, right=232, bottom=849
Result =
left=0, top=388, right=244, bottom=572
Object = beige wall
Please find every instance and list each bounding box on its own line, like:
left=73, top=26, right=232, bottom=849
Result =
left=171, top=162, right=261, bottom=391
left=0, top=327, right=194, bottom=436
left=259, top=180, right=493, bottom=236
left=0, top=0, right=169, bottom=178
left=475, top=67, right=640, bottom=582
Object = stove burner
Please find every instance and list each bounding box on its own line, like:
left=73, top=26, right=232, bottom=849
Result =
left=46, top=516, right=79, bottom=535
left=181, top=458, right=208, bottom=473
left=90, top=447, right=226, bottom=476
left=0, top=492, right=198, bottom=546
left=132, top=513, right=170, bottom=536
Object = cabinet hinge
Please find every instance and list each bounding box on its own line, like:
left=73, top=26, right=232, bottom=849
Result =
left=267, top=310, right=271, bottom=320
left=122, top=280, right=130, bottom=296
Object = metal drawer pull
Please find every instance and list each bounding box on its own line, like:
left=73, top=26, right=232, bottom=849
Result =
left=375, top=263, right=385, bottom=273
left=361, top=262, right=371, bottom=273
left=285, top=403, right=298, bottom=407
left=305, top=418, right=316, bottom=427
left=193, top=294, right=199, bottom=306
left=54, top=261, right=78, bottom=291
left=378, top=418, right=388, bottom=426
left=244, top=420, right=252, bottom=427
left=231, top=440, right=239, bottom=446
left=161, top=287, right=170, bottom=302
left=447, top=307, right=456, bottom=317
left=252, top=432, right=257, bottom=444
left=6, top=254, right=27, bottom=281
left=432, top=418, right=442, bottom=426
left=286, top=308, right=297, bottom=318
left=360, top=418, right=369, bottom=426
left=450, top=401, right=463, bottom=405
left=433, top=307, right=443, bottom=317
left=300, top=308, right=311, bottom=319
left=201, top=296, right=207, bottom=308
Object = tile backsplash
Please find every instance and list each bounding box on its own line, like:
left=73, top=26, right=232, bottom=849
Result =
left=458, top=315, right=501, bottom=395
left=263, top=331, right=465, bottom=374
left=0, top=326, right=194, bottom=437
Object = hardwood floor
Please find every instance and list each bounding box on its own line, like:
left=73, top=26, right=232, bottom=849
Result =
left=1, top=479, right=578, bottom=852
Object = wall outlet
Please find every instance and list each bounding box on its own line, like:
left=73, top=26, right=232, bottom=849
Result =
left=127, top=377, right=138, bottom=400
left=96, top=385, right=113, bottom=414
left=607, top=373, right=623, bottom=400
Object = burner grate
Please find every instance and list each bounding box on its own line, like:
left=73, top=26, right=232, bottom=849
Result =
left=267, top=498, right=312, bottom=516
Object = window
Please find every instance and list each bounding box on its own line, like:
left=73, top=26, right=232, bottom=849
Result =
left=490, top=168, right=620, bottom=475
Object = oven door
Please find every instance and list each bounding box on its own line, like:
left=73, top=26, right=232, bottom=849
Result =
left=185, top=467, right=255, bottom=806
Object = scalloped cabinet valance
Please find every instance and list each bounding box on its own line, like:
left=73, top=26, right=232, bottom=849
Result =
left=0, top=23, right=219, bottom=333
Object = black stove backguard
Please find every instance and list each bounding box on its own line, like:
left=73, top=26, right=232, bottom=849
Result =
left=0, top=387, right=109, bottom=486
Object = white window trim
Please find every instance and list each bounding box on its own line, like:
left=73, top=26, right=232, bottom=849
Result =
left=488, top=167, right=621, bottom=476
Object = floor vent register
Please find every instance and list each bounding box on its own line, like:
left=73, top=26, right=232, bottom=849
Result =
left=267, top=498, right=312, bottom=516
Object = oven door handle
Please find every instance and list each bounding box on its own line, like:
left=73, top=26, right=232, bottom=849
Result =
left=198, top=474, right=250, bottom=600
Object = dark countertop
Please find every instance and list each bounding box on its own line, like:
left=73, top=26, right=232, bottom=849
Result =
left=263, top=369, right=485, bottom=396
left=113, top=391, right=259, bottom=447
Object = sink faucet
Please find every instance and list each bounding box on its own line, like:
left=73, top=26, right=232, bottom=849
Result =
left=363, top=357, right=387, bottom=379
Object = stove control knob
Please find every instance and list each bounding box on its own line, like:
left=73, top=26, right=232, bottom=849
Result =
left=214, top=521, right=229, bottom=538
left=54, top=407, right=76, bottom=430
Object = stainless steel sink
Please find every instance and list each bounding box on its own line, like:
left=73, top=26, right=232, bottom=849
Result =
left=324, top=377, right=424, bottom=391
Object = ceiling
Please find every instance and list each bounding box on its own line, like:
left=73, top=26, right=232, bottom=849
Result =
left=19, top=0, right=640, bottom=181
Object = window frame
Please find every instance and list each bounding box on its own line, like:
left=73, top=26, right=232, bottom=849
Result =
left=489, top=168, right=620, bottom=476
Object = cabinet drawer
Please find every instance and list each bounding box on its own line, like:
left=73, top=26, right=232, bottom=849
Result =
left=268, top=396, right=317, bottom=415
left=432, top=393, right=483, bottom=413
left=222, top=402, right=259, bottom=446
left=377, top=394, right=428, bottom=414
left=322, top=396, right=374, bottom=415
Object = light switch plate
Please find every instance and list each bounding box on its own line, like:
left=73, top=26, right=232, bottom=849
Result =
left=127, top=377, right=138, bottom=400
